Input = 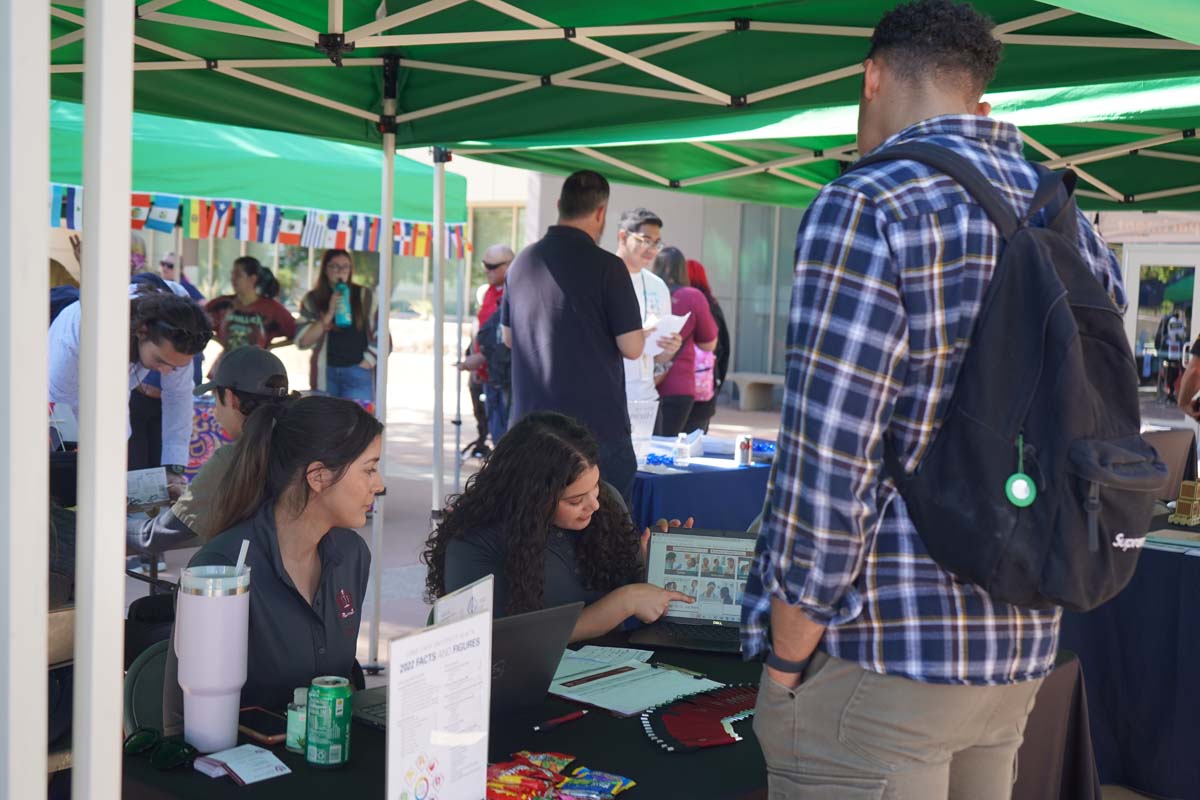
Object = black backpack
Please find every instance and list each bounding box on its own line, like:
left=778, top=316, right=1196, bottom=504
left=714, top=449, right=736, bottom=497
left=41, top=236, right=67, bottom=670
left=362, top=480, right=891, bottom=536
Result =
left=849, top=143, right=1167, bottom=612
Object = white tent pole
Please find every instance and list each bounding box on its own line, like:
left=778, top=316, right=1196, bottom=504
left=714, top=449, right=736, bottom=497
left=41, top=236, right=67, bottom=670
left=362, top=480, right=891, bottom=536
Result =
left=432, top=151, right=447, bottom=516
left=0, top=0, right=50, bottom=794
left=1020, top=131, right=1124, bottom=201
left=1043, top=130, right=1195, bottom=169
left=207, top=236, right=215, bottom=293
left=203, top=0, right=319, bottom=43
left=453, top=251, right=465, bottom=493
left=366, top=59, right=398, bottom=672
left=307, top=247, right=315, bottom=295
left=328, top=0, right=343, bottom=34
left=73, top=0, right=134, bottom=796
left=572, top=147, right=672, bottom=186
left=139, top=12, right=312, bottom=45
left=344, top=0, right=468, bottom=43
left=422, top=256, right=431, bottom=304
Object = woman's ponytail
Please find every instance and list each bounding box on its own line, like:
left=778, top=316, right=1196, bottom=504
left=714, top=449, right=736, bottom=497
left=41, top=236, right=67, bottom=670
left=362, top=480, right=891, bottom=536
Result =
left=210, top=403, right=279, bottom=535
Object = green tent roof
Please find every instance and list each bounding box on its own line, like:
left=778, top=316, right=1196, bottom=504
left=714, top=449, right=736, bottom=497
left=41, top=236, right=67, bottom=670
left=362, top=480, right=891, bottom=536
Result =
left=49, top=98, right=467, bottom=222
left=47, top=1, right=1200, bottom=151
left=460, top=76, right=1200, bottom=211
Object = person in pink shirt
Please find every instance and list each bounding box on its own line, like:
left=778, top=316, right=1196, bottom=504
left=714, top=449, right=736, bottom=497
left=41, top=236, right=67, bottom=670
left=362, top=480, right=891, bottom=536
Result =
left=652, top=247, right=718, bottom=436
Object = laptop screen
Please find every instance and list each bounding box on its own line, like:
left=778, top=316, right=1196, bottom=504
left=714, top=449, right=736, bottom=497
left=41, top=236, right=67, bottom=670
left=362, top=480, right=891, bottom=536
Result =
left=646, top=530, right=756, bottom=623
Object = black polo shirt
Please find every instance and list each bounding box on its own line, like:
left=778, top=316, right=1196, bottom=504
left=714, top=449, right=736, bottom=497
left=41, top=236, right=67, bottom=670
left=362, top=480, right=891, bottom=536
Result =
left=443, top=524, right=605, bottom=617
left=190, top=503, right=371, bottom=712
left=500, top=225, right=642, bottom=442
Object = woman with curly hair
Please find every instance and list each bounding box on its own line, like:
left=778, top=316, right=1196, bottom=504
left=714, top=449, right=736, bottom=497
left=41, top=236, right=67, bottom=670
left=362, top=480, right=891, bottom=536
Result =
left=423, top=412, right=693, bottom=642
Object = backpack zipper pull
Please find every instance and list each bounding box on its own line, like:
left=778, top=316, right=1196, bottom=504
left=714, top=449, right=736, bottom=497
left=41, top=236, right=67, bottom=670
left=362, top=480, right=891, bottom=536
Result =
left=1006, top=433, right=1037, bottom=508
left=1085, top=482, right=1102, bottom=553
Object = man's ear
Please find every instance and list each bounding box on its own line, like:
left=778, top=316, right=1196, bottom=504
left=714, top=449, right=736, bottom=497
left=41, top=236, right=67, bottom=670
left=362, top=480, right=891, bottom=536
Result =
left=974, top=101, right=993, bottom=117
left=226, top=392, right=242, bottom=413
left=862, top=57, right=883, bottom=103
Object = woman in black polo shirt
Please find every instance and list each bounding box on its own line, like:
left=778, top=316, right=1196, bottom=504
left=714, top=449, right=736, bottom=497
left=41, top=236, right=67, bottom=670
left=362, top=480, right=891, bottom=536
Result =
left=423, top=412, right=693, bottom=642
left=167, top=395, right=384, bottom=716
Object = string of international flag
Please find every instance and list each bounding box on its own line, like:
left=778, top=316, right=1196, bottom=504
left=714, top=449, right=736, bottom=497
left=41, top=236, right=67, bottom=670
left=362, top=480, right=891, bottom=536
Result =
left=49, top=184, right=469, bottom=259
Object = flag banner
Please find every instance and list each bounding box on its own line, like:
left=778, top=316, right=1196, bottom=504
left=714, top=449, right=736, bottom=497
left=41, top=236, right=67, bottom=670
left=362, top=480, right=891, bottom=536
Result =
left=445, top=223, right=466, bottom=260
left=413, top=223, right=431, bottom=258
left=130, top=193, right=152, bottom=230
left=207, top=199, right=233, bottom=238
left=145, top=195, right=181, bottom=233
left=278, top=210, right=305, bottom=246
left=257, top=205, right=281, bottom=244
left=50, top=185, right=66, bottom=228
left=233, top=202, right=259, bottom=241
left=366, top=216, right=381, bottom=253
left=64, top=187, right=83, bottom=230
left=324, top=213, right=351, bottom=250
left=181, top=198, right=209, bottom=239
left=350, top=215, right=383, bottom=252
left=392, top=220, right=412, bottom=256
left=301, top=210, right=328, bottom=249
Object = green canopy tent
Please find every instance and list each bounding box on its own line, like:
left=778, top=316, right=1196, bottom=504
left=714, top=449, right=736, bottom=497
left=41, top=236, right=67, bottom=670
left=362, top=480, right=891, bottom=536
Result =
left=51, top=98, right=468, bottom=224
left=454, top=76, right=1200, bottom=210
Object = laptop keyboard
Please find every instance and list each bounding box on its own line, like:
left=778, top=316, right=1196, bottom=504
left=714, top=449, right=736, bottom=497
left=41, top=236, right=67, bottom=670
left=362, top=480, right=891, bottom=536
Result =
left=659, top=621, right=741, bottom=642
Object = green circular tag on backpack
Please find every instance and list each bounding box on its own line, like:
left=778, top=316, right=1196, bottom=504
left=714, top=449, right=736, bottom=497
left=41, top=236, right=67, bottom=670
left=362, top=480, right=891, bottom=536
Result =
left=1005, top=472, right=1037, bottom=508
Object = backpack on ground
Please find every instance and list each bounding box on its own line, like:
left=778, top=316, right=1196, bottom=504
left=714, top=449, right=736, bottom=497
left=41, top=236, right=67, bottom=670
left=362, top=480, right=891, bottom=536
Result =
left=848, top=142, right=1166, bottom=612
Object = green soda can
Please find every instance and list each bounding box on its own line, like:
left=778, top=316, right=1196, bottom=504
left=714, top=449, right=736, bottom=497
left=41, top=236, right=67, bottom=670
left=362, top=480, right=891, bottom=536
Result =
left=305, top=676, right=353, bottom=768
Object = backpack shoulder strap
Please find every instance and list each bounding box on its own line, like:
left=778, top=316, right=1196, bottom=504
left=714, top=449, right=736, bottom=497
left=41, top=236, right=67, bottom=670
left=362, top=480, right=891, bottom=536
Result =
left=849, top=142, right=1019, bottom=241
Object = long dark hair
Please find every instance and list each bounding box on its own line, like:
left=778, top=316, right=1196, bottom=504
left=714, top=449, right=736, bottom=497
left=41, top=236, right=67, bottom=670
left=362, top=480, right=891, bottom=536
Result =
left=305, top=249, right=367, bottom=332
left=211, top=395, right=383, bottom=534
left=422, top=412, right=641, bottom=615
left=654, top=246, right=689, bottom=291
left=233, top=256, right=281, bottom=300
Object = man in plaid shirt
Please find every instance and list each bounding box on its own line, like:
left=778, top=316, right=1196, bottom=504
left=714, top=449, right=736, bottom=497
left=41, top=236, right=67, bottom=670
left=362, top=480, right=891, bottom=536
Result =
left=741, top=2, right=1124, bottom=797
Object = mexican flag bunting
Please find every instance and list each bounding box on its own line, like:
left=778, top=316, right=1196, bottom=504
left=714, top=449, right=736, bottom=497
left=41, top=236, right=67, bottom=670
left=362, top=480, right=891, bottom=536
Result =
left=130, top=194, right=152, bottom=230
left=278, top=210, right=305, bottom=246
left=145, top=195, right=181, bottom=233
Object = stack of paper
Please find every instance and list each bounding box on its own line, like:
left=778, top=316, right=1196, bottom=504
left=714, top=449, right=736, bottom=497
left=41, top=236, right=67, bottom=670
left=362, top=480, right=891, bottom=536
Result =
left=193, top=744, right=291, bottom=785
left=1145, top=528, right=1200, bottom=555
left=554, top=645, right=654, bottom=682
left=550, top=658, right=723, bottom=717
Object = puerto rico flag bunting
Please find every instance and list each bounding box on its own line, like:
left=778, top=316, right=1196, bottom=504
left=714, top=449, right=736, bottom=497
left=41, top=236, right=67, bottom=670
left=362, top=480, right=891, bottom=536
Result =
left=278, top=210, right=305, bottom=246
left=64, top=186, right=83, bottom=230
left=145, top=195, right=181, bottom=233
left=257, top=205, right=281, bottom=244
left=206, top=200, right=233, bottom=238
left=50, top=185, right=65, bottom=228
left=233, top=202, right=259, bottom=241
left=130, top=194, right=152, bottom=230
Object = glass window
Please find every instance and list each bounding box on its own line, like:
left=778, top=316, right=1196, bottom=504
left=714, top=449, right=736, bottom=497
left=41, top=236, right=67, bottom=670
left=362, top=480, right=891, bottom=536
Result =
left=735, top=205, right=775, bottom=375
left=772, top=208, right=806, bottom=374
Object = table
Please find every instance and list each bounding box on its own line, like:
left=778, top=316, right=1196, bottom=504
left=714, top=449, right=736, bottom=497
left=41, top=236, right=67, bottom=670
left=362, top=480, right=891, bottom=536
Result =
left=124, top=648, right=1097, bottom=799
left=630, top=461, right=770, bottom=532
left=1060, top=522, right=1200, bottom=799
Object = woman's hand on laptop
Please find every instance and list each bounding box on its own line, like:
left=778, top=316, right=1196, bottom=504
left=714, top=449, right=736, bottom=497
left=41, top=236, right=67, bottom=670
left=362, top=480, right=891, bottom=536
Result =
left=620, top=583, right=695, bottom=624
left=641, top=517, right=696, bottom=571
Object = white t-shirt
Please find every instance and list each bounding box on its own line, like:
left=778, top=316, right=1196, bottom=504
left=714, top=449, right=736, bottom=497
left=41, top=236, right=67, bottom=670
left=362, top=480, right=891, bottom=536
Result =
left=623, top=267, right=672, bottom=402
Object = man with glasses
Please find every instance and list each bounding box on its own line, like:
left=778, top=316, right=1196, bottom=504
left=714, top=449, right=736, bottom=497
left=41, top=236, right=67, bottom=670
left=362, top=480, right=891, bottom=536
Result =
left=460, top=243, right=515, bottom=451
left=48, top=284, right=212, bottom=505
left=616, top=208, right=682, bottom=406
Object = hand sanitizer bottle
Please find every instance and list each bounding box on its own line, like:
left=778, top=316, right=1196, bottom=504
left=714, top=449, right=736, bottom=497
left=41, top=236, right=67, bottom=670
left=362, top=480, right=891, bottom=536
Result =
left=674, top=433, right=691, bottom=468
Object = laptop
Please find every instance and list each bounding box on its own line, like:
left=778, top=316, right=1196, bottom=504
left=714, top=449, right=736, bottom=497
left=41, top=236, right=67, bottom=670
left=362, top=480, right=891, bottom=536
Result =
left=353, top=601, right=584, bottom=730
left=628, top=528, right=756, bottom=654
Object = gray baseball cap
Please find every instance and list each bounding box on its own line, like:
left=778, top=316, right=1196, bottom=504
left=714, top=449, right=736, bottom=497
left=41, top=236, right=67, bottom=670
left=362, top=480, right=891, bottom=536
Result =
left=194, top=346, right=289, bottom=397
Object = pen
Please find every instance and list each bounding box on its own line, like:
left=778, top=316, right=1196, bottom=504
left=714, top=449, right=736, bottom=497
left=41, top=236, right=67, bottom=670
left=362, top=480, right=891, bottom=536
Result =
left=652, top=662, right=707, bottom=679
left=533, top=709, right=588, bottom=732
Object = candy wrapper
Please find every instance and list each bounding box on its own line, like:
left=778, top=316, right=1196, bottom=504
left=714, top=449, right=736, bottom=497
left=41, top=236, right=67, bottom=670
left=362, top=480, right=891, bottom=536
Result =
left=513, top=751, right=576, bottom=774
left=555, top=766, right=636, bottom=799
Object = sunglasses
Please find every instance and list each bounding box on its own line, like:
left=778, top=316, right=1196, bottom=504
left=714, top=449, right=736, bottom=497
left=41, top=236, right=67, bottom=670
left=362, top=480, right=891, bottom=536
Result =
left=124, top=728, right=198, bottom=770
left=153, top=319, right=213, bottom=351
left=482, top=260, right=508, bottom=271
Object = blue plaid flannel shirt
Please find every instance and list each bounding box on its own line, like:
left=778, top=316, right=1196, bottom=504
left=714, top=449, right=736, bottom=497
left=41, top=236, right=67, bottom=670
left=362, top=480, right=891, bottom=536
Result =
left=740, top=115, right=1125, bottom=685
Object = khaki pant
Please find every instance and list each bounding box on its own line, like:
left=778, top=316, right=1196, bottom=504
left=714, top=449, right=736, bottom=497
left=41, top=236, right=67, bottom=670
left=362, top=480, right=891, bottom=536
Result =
left=752, top=652, right=1044, bottom=800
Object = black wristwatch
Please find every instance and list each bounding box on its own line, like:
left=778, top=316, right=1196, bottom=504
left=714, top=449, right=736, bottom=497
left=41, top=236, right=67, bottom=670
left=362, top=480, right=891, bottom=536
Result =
left=765, top=648, right=811, bottom=675
left=165, top=464, right=186, bottom=476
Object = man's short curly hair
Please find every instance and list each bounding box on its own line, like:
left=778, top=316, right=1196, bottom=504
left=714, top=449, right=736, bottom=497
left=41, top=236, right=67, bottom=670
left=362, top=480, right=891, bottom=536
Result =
left=867, top=0, right=1002, bottom=98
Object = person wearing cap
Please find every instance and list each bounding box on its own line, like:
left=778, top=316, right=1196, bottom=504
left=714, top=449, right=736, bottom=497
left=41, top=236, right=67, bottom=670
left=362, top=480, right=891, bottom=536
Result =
left=127, top=346, right=290, bottom=554
left=460, top=243, right=515, bottom=447
left=158, top=251, right=206, bottom=304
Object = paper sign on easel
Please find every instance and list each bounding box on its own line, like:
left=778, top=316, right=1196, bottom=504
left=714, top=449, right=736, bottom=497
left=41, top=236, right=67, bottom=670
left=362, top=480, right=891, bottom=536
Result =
left=387, top=581, right=492, bottom=800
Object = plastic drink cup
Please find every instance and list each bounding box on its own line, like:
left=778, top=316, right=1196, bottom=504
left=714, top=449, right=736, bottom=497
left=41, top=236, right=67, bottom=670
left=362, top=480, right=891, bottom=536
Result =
left=175, top=565, right=251, bottom=753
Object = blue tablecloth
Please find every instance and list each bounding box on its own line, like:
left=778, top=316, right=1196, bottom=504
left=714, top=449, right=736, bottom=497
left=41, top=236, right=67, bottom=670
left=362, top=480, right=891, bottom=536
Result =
left=1060, top=543, right=1200, bottom=799
left=630, top=461, right=770, bottom=532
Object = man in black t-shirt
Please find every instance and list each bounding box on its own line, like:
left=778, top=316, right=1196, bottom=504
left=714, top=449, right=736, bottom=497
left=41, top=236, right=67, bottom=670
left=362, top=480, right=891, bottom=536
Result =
left=501, top=171, right=646, bottom=500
